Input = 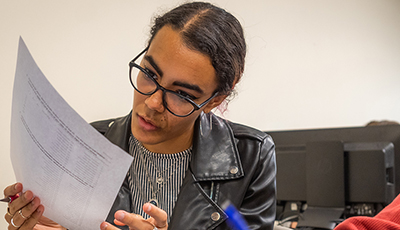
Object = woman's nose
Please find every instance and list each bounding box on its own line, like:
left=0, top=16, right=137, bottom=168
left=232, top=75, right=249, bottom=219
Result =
left=145, top=90, right=165, bottom=113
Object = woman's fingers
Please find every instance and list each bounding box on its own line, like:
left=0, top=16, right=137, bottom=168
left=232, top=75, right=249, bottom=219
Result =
left=3, top=183, right=22, bottom=198
left=4, top=204, right=44, bottom=230
left=20, top=196, right=41, bottom=219
left=4, top=183, right=33, bottom=216
left=114, top=211, right=151, bottom=229
left=100, top=221, right=119, bottom=230
left=19, top=205, right=44, bottom=229
left=99, top=213, right=148, bottom=230
left=100, top=204, right=168, bottom=230
left=3, top=183, right=46, bottom=230
left=143, top=203, right=168, bottom=229
left=8, top=190, right=34, bottom=215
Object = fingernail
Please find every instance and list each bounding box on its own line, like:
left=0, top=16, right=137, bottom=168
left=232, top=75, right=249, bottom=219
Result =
left=37, top=206, right=43, bottom=214
left=144, top=203, right=152, bottom=212
left=24, top=191, right=33, bottom=200
left=115, top=211, right=125, bottom=221
left=101, top=222, right=109, bottom=229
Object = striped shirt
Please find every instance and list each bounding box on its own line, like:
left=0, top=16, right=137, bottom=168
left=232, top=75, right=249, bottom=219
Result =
left=127, top=134, right=192, bottom=220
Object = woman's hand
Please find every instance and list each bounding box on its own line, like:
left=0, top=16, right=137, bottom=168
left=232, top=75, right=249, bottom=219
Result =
left=100, top=203, right=168, bottom=230
left=3, top=183, right=66, bottom=230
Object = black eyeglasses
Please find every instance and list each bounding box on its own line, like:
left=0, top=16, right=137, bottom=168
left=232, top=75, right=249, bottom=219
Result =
left=129, top=47, right=218, bottom=117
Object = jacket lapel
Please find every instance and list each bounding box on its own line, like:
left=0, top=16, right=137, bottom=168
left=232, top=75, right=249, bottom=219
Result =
left=169, top=112, right=244, bottom=229
left=191, top=112, right=244, bottom=181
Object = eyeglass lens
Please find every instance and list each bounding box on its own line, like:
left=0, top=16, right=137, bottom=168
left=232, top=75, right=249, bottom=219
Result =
left=130, top=66, right=195, bottom=116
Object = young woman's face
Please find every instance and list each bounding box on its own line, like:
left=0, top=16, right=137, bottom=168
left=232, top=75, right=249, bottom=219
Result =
left=131, top=25, right=223, bottom=154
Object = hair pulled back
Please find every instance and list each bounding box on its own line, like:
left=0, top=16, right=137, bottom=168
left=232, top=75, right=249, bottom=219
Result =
left=148, top=2, right=246, bottom=97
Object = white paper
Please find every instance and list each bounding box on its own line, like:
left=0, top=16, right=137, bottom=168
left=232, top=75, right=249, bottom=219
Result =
left=10, top=37, right=133, bottom=230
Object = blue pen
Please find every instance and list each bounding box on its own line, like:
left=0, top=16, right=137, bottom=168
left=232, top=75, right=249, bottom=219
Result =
left=222, top=200, right=250, bottom=230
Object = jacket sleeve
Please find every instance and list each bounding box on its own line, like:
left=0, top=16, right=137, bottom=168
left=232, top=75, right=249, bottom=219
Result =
left=239, top=135, right=277, bottom=230
left=334, top=194, right=400, bottom=230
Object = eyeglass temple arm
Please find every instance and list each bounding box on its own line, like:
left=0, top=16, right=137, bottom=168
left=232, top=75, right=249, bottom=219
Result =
left=129, top=46, right=150, bottom=66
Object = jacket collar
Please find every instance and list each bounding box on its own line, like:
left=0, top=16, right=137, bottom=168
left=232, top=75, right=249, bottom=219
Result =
left=104, top=112, right=132, bottom=153
left=191, top=112, right=244, bottom=181
left=107, top=111, right=244, bottom=181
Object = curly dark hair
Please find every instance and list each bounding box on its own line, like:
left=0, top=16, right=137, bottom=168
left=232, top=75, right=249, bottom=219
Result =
left=148, top=2, right=246, bottom=97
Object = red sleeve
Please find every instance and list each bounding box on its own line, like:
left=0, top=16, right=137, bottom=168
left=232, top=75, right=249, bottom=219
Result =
left=335, top=195, right=400, bottom=230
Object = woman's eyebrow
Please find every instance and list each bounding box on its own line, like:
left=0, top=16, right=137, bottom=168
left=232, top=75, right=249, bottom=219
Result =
left=173, top=81, right=204, bottom=94
left=144, top=55, right=163, bottom=77
left=144, top=54, right=205, bottom=94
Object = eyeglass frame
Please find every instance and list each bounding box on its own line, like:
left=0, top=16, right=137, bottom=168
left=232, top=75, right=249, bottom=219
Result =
left=129, top=47, right=219, bottom=117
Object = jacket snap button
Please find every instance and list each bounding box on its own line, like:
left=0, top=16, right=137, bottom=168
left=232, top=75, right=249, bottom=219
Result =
left=211, top=212, right=220, bottom=221
left=230, top=166, right=238, bottom=174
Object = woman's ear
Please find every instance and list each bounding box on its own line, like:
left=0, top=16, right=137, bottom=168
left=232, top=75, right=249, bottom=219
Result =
left=203, top=94, right=227, bottom=114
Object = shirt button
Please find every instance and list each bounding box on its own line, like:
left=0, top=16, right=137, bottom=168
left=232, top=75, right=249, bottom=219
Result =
left=211, top=212, right=220, bottom=221
left=230, top=166, right=238, bottom=174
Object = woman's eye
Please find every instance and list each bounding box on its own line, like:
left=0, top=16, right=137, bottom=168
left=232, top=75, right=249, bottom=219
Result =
left=144, top=68, right=158, bottom=80
left=176, top=90, right=197, bottom=101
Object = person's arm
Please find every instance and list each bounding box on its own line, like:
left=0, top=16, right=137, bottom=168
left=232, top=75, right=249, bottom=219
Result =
left=240, top=135, right=277, bottom=230
left=335, top=195, right=400, bottom=230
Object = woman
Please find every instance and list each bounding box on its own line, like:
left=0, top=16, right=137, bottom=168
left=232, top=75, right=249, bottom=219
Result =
left=3, top=2, right=276, bottom=230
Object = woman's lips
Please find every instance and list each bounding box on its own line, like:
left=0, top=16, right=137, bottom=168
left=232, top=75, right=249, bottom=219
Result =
left=138, top=115, right=158, bottom=131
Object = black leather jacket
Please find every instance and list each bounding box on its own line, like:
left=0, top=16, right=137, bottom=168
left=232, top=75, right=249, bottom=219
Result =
left=91, top=112, right=276, bottom=230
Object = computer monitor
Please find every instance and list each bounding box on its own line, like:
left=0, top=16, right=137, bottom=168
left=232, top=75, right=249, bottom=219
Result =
left=267, top=125, right=400, bottom=229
